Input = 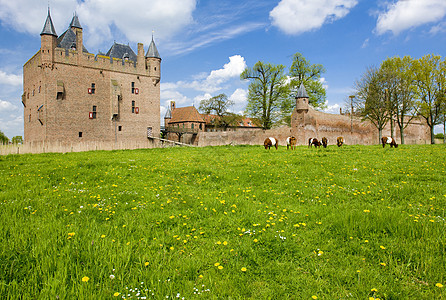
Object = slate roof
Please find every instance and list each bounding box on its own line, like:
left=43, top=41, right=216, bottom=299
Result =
left=146, top=38, right=160, bottom=59
left=168, top=106, right=205, bottom=124
left=57, top=28, right=89, bottom=53
left=296, top=83, right=309, bottom=98
left=41, top=9, right=57, bottom=36
left=106, top=42, right=137, bottom=62
left=69, top=14, right=82, bottom=29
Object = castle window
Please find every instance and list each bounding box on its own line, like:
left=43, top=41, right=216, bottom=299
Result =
left=191, top=123, right=194, bottom=129
left=118, top=126, right=122, bottom=131
left=79, top=132, right=83, bottom=138
left=92, top=106, right=97, bottom=119
left=199, top=124, right=202, bottom=130
left=132, top=101, right=135, bottom=113
left=91, top=83, right=95, bottom=94
left=131, top=82, right=135, bottom=94
left=29, top=114, right=31, bottom=122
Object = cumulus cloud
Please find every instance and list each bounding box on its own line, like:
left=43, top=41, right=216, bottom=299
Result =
left=322, top=101, right=340, bottom=114
left=376, top=0, right=446, bottom=35
left=270, top=0, right=358, bottom=35
left=0, top=99, right=18, bottom=111
left=229, top=88, right=248, bottom=105
left=0, top=0, right=196, bottom=47
left=0, top=70, right=22, bottom=86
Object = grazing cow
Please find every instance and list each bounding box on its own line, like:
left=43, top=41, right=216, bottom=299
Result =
left=308, top=138, right=321, bottom=148
left=321, top=137, right=328, bottom=148
left=286, top=136, right=297, bottom=150
left=336, top=137, right=344, bottom=147
left=381, top=136, right=398, bottom=148
left=264, top=137, right=278, bottom=150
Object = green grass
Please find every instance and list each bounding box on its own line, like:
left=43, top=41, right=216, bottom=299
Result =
left=0, top=144, right=445, bottom=299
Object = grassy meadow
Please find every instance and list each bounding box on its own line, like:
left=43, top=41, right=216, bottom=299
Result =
left=0, top=144, right=445, bottom=299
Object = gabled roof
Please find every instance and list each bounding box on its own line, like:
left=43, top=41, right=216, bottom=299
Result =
left=169, top=106, right=205, bottom=124
left=57, top=28, right=89, bottom=53
left=106, top=42, right=137, bottom=62
left=69, top=14, right=82, bottom=29
left=146, top=38, right=160, bottom=59
left=297, top=83, right=309, bottom=98
left=41, top=9, right=57, bottom=36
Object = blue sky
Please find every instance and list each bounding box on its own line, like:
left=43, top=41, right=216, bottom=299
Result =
left=1, top=0, right=445, bottom=139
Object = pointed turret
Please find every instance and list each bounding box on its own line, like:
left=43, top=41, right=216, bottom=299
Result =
left=296, top=83, right=309, bottom=99
left=69, top=13, right=82, bottom=30
left=40, top=8, right=58, bottom=64
left=295, top=83, right=309, bottom=112
left=145, top=36, right=161, bottom=83
left=40, top=8, right=57, bottom=37
left=146, top=37, right=161, bottom=59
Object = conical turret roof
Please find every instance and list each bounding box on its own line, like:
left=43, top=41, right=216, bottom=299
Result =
left=41, top=9, right=57, bottom=36
left=296, top=83, right=309, bottom=98
left=70, top=13, right=82, bottom=29
left=146, top=37, right=160, bottom=59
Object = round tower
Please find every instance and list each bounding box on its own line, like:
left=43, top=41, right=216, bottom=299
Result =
left=40, top=8, right=58, bottom=65
left=146, top=36, right=161, bottom=84
left=295, top=83, right=309, bottom=112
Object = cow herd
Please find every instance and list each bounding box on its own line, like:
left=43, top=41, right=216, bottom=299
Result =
left=263, top=136, right=397, bottom=149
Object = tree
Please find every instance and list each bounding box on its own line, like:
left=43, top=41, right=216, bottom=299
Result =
left=354, top=66, right=389, bottom=142
left=288, top=52, right=327, bottom=109
left=411, top=54, right=446, bottom=144
left=380, top=56, right=417, bottom=144
left=199, top=94, right=233, bottom=117
left=241, top=61, right=289, bottom=129
left=0, top=130, right=9, bottom=145
left=12, top=136, right=23, bottom=144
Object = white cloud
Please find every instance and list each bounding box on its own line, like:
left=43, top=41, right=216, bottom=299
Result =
left=0, top=99, right=18, bottom=111
left=0, top=70, right=22, bottom=86
left=270, top=0, right=358, bottom=35
left=0, top=0, right=196, bottom=47
left=322, top=101, right=340, bottom=114
left=361, top=38, right=370, bottom=48
left=229, top=88, right=248, bottom=105
left=376, top=0, right=446, bottom=35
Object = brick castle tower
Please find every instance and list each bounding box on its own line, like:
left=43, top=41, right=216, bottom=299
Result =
left=22, top=10, right=161, bottom=143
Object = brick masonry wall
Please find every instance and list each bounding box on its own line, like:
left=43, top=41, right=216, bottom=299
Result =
left=23, top=41, right=160, bottom=144
left=198, top=107, right=431, bottom=147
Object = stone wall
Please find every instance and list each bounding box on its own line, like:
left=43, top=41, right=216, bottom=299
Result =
left=197, top=107, right=431, bottom=147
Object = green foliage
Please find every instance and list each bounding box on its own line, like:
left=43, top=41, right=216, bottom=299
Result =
left=198, top=93, right=234, bottom=117
left=0, top=145, right=445, bottom=299
left=411, top=54, right=446, bottom=143
left=434, top=133, right=444, bottom=139
left=241, top=61, right=290, bottom=129
left=0, top=130, right=9, bottom=145
left=288, top=52, right=327, bottom=109
left=11, top=136, right=23, bottom=144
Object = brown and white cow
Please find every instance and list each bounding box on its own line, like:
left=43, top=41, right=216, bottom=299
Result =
left=336, top=136, right=344, bottom=147
left=264, top=137, right=278, bottom=150
left=381, top=136, right=398, bottom=148
left=308, top=138, right=321, bottom=148
left=286, top=136, right=297, bottom=150
left=321, top=137, right=328, bottom=148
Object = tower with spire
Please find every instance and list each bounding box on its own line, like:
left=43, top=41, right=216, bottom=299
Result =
left=23, top=9, right=162, bottom=145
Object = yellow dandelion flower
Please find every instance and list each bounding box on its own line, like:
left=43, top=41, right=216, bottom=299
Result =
left=214, top=262, right=220, bottom=267
left=144, top=262, right=149, bottom=267
left=68, top=232, right=75, bottom=237
left=436, top=283, right=444, bottom=288
left=380, top=262, right=386, bottom=266
left=218, top=265, right=223, bottom=270
left=223, top=241, right=228, bottom=245
left=113, top=292, right=120, bottom=297
left=380, top=245, right=386, bottom=250
left=312, top=296, right=318, bottom=299
left=216, top=241, right=222, bottom=245
left=101, top=235, right=105, bottom=238
left=254, top=239, right=258, bottom=243
left=371, top=288, right=378, bottom=292
left=241, top=267, right=247, bottom=272
left=198, top=275, right=203, bottom=279
left=82, top=276, right=89, bottom=282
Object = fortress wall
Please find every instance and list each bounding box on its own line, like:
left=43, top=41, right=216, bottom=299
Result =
left=197, top=108, right=431, bottom=147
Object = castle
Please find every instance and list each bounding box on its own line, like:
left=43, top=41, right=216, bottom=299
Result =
left=22, top=10, right=161, bottom=144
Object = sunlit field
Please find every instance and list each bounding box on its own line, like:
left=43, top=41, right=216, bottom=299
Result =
left=1, top=144, right=445, bottom=299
